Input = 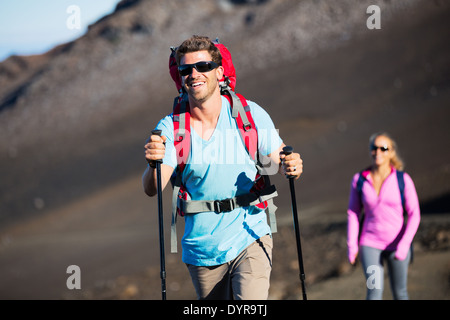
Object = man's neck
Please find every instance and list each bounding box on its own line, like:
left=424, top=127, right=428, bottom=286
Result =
left=189, top=91, right=222, bottom=124
left=189, top=92, right=223, bottom=141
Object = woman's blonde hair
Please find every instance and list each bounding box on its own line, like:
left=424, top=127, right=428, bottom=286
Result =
left=369, top=132, right=404, bottom=171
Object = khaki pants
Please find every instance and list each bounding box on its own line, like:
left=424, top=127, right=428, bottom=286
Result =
left=186, top=234, right=273, bottom=300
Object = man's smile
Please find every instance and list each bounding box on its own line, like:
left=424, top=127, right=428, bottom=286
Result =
left=190, top=81, right=206, bottom=88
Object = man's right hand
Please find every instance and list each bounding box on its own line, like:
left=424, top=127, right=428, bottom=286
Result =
left=145, top=134, right=167, bottom=165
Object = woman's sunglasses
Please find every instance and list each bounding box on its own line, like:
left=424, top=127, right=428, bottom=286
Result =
left=371, top=145, right=390, bottom=152
left=178, top=61, right=219, bottom=76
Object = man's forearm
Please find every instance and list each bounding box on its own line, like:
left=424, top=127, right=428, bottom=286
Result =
left=142, top=166, right=157, bottom=197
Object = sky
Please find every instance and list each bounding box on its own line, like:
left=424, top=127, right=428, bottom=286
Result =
left=0, top=0, right=122, bottom=62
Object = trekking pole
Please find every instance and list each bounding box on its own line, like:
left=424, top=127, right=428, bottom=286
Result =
left=283, top=146, right=307, bottom=300
left=152, top=129, right=166, bottom=300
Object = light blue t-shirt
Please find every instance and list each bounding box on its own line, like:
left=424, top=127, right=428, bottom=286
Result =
left=155, top=96, right=282, bottom=266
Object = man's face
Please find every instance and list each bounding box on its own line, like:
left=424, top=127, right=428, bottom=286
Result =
left=180, top=50, right=223, bottom=103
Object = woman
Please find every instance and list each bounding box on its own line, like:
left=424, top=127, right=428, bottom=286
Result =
left=347, top=132, right=421, bottom=299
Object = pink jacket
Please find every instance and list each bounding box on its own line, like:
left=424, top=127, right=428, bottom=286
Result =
left=347, top=167, right=421, bottom=262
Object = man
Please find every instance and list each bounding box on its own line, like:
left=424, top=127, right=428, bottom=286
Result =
left=143, top=35, right=302, bottom=300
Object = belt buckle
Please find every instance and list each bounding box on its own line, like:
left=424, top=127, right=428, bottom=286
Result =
left=214, top=199, right=233, bottom=213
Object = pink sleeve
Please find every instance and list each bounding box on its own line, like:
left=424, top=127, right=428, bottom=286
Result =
left=347, top=174, right=361, bottom=263
left=395, top=173, right=421, bottom=260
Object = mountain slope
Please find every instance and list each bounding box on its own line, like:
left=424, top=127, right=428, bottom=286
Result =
left=0, top=0, right=448, bottom=226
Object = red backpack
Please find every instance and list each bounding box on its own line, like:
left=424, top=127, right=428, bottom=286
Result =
left=168, top=39, right=278, bottom=253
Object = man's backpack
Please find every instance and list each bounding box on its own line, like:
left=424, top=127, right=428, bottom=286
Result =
left=167, top=39, right=278, bottom=253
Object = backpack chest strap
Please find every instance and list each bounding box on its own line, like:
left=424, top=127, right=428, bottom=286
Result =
left=178, top=184, right=277, bottom=215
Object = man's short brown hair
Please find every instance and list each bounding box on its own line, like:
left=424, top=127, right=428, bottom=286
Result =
left=176, top=35, right=222, bottom=66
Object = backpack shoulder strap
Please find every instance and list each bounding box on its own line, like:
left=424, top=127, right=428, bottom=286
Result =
left=173, top=94, right=190, bottom=170
left=396, top=170, right=408, bottom=225
left=222, top=88, right=258, bottom=161
left=396, top=170, right=405, bottom=209
left=171, top=93, right=190, bottom=253
left=356, top=171, right=366, bottom=209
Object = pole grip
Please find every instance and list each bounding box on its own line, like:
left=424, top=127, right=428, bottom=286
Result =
left=282, top=146, right=294, bottom=179
left=152, top=129, right=162, bottom=137
left=282, top=145, right=293, bottom=156
left=151, top=130, right=163, bottom=164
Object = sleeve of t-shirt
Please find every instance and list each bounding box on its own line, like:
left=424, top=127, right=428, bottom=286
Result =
left=247, top=100, right=283, bottom=156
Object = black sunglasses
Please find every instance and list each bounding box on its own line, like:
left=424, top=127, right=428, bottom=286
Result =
left=178, top=61, right=219, bottom=76
left=371, top=145, right=389, bottom=152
